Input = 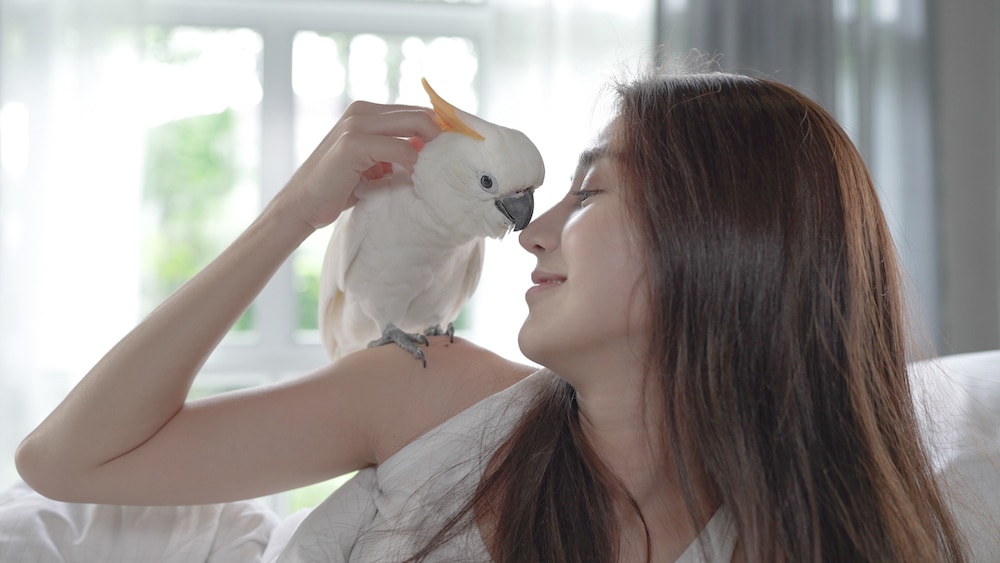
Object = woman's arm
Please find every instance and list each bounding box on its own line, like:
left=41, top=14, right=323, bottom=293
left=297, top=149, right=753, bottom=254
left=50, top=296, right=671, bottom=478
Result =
left=13, top=102, right=526, bottom=505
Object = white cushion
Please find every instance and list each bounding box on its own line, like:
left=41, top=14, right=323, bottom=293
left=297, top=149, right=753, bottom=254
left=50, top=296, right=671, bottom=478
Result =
left=911, top=350, right=1000, bottom=561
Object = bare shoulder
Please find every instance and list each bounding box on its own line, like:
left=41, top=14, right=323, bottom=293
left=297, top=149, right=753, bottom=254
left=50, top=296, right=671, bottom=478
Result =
left=330, top=336, right=536, bottom=465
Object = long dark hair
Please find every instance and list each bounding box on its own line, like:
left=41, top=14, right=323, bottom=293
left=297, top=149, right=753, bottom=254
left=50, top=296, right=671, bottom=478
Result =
left=409, top=72, right=966, bottom=562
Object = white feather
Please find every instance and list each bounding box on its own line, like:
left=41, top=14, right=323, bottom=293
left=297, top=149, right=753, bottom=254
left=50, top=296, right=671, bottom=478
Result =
left=318, top=107, right=544, bottom=360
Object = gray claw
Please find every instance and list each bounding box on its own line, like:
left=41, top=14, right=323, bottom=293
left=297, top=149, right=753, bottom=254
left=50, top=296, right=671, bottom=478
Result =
left=423, top=322, right=455, bottom=343
left=368, top=324, right=429, bottom=367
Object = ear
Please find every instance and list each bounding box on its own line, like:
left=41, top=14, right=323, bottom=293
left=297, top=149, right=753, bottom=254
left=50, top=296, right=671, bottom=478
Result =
left=422, top=78, right=485, bottom=141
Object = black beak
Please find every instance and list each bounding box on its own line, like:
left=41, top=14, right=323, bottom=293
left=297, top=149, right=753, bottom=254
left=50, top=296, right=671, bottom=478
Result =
left=495, top=188, right=534, bottom=231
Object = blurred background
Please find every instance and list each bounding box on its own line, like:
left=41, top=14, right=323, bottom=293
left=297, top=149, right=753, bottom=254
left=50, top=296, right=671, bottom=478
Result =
left=1, top=0, right=997, bottom=512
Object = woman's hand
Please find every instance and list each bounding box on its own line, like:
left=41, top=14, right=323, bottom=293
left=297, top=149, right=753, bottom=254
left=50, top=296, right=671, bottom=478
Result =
left=274, top=101, right=441, bottom=230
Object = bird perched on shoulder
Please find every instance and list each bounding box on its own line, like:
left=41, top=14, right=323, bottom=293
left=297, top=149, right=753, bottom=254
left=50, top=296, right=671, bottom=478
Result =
left=318, top=78, right=544, bottom=366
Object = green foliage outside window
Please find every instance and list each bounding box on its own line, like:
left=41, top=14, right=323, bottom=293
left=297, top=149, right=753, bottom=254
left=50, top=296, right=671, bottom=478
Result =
left=142, top=109, right=254, bottom=331
left=297, top=264, right=321, bottom=331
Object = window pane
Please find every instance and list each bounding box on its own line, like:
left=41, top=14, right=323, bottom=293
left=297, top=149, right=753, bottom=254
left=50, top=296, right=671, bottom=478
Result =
left=140, top=27, right=262, bottom=336
left=291, top=30, right=479, bottom=334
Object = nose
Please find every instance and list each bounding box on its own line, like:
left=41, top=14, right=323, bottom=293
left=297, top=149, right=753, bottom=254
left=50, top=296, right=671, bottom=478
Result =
left=518, top=201, right=562, bottom=255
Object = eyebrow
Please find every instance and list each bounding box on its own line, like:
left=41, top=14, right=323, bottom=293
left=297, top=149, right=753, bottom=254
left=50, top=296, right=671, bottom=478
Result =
left=576, top=146, right=607, bottom=170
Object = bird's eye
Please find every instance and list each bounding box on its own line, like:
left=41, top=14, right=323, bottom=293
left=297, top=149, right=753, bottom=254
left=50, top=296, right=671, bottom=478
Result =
left=479, top=172, right=497, bottom=193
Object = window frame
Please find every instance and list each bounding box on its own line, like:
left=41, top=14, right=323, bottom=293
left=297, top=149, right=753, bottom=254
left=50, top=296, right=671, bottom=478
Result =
left=143, top=0, right=495, bottom=384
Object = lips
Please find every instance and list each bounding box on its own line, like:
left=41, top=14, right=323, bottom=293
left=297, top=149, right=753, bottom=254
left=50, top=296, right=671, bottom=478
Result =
left=527, top=271, right=566, bottom=298
left=531, top=271, right=566, bottom=286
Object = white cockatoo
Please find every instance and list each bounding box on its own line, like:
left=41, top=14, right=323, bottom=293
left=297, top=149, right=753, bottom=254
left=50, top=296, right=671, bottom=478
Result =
left=318, top=79, right=544, bottom=365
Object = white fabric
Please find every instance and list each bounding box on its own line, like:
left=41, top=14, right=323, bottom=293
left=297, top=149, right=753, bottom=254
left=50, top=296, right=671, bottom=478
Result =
left=273, top=371, right=736, bottom=562
left=676, top=506, right=737, bottom=563
left=0, top=481, right=280, bottom=562
left=271, top=373, right=540, bottom=561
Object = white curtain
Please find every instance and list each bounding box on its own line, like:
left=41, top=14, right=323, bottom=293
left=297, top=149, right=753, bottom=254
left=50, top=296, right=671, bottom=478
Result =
left=656, top=0, right=940, bottom=351
left=0, top=0, right=656, bottom=491
left=470, top=0, right=656, bottom=362
left=0, top=0, right=145, bottom=487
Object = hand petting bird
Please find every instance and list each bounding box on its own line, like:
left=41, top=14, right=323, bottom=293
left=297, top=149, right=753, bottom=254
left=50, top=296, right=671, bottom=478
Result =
left=318, top=78, right=544, bottom=366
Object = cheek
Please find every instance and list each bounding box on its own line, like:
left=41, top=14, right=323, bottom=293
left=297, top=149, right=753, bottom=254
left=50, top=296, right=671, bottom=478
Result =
left=606, top=220, right=651, bottom=331
left=568, top=215, right=650, bottom=328
left=614, top=247, right=652, bottom=334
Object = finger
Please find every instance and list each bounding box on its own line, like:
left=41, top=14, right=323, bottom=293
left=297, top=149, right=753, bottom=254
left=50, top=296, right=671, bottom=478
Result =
left=341, top=100, right=431, bottom=115
left=361, top=161, right=393, bottom=180
left=336, top=132, right=421, bottom=175
left=343, top=109, right=441, bottom=145
left=396, top=108, right=441, bottom=143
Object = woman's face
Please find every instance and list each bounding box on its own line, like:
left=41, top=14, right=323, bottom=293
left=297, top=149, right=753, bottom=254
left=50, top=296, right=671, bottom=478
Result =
left=517, top=147, right=650, bottom=376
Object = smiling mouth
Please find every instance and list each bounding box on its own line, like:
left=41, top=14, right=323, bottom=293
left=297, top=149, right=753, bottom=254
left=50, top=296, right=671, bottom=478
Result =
left=530, top=272, right=567, bottom=287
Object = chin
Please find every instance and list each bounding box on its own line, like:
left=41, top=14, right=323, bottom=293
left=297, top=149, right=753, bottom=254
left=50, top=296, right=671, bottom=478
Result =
left=516, top=320, right=547, bottom=366
left=517, top=321, right=579, bottom=377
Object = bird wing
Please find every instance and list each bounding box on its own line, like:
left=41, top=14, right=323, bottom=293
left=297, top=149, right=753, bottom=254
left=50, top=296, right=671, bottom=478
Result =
left=318, top=206, right=370, bottom=359
left=447, top=237, right=486, bottom=323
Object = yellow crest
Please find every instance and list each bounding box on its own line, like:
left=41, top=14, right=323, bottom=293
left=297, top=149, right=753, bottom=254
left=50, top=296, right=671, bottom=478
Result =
left=421, top=78, right=485, bottom=141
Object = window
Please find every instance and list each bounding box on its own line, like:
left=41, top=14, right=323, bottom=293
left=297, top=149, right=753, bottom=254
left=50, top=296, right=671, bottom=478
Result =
left=291, top=30, right=480, bottom=334
left=141, top=26, right=262, bottom=335
left=1, top=0, right=653, bottom=497
left=140, top=0, right=489, bottom=514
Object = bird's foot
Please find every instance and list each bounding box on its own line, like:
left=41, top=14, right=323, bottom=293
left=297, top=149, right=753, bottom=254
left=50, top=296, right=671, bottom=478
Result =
left=423, top=322, right=455, bottom=343
left=368, top=324, right=429, bottom=368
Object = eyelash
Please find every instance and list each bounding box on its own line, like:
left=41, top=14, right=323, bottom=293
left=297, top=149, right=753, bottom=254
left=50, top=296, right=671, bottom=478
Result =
left=570, top=190, right=599, bottom=204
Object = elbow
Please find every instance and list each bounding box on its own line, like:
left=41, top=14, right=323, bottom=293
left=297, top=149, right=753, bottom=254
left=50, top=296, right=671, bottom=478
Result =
left=15, top=434, right=71, bottom=501
left=14, top=434, right=47, bottom=493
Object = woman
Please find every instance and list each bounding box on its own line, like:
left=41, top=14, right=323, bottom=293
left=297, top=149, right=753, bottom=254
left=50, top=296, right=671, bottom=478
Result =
left=16, top=71, right=966, bottom=561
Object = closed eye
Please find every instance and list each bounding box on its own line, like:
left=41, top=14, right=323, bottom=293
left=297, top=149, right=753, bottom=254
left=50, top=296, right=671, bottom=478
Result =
left=570, top=190, right=600, bottom=204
